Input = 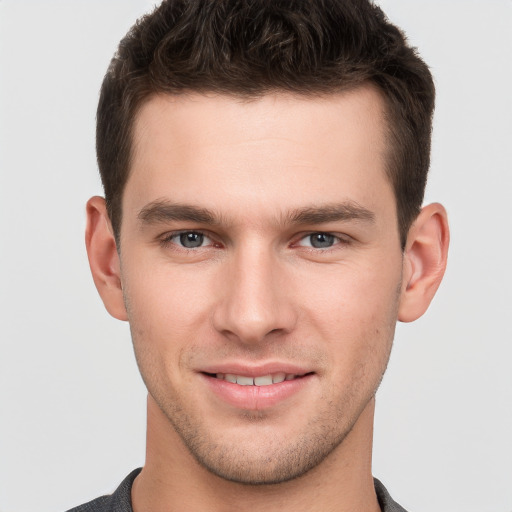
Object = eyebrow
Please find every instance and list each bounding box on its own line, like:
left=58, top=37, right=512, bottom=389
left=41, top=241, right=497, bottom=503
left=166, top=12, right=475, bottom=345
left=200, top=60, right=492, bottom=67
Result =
left=287, top=202, right=375, bottom=225
left=138, top=200, right=218, bottom=225
left=138, top=199, right=375, bottom=227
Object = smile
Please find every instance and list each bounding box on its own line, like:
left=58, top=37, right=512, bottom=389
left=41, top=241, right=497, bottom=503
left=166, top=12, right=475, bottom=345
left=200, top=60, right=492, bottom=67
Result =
left=200, top=364, right=315, bottom=410
left=211, top=372, right=304, bottom=386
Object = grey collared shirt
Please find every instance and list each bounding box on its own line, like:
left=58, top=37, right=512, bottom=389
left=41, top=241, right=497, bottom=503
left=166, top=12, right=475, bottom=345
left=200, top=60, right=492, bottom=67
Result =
left=66, top=469, right=408, bottom=512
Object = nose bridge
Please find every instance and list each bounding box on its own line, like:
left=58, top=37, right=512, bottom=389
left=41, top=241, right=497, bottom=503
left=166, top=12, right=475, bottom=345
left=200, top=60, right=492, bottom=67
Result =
left=213, top=239, right=295, bottom=343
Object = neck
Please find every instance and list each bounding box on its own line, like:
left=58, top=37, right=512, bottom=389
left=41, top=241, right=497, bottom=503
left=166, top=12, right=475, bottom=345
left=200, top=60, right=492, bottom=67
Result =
left=132, top=395, right=380, bottom=512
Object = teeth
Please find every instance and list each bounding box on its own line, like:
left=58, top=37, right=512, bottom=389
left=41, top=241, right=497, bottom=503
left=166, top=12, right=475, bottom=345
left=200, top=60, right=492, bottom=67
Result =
left=272, top=372, right=286, bottom=383
left=237, top=376, right=254, bottom=386
left=254, top=375, right=272, bottom=386
left=214, top=372, right=298, bottom=386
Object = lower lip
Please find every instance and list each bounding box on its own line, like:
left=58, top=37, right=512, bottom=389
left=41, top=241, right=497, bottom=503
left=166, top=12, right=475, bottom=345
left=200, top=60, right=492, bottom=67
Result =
left=201, top=373, right=313, bottom=410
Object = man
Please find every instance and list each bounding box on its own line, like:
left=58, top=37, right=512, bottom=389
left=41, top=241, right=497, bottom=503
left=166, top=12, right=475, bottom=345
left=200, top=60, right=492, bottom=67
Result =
left=70, top=0, right=449, bottom=510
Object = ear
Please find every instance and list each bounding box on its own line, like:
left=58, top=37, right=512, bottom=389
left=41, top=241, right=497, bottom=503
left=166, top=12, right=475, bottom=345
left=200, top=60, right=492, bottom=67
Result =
left=85, top=196, right=128, bottom=321
left=398, top=203, right=449, bottom=323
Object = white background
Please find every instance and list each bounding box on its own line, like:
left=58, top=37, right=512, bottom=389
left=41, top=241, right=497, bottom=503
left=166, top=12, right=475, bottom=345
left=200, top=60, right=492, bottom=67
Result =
left=1, top=1, right=511, bottom=511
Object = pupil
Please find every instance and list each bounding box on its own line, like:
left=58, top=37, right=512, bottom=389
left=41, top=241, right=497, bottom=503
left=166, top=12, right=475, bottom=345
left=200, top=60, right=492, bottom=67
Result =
left=310, top=233, right=334, bottom=248
left=180, top=232, right=204, bottom=248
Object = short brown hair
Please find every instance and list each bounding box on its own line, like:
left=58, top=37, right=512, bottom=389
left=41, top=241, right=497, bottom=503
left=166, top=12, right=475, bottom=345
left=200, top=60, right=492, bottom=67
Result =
left=97, top=0, right=435, bottom=248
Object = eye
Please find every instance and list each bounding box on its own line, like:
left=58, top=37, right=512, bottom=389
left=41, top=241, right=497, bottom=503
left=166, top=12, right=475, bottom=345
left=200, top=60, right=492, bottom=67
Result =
left=297, top=232, right=339, bottom=249
left=163, top=231, right=213, bottom=249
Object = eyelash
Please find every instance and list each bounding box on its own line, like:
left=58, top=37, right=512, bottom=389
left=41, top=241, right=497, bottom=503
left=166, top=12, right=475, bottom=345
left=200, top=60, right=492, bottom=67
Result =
left=158, top=230, right=350, bottom=252
left=159, top=230, right=217, bottom=250
left=295, top=232, right=348, bottom=250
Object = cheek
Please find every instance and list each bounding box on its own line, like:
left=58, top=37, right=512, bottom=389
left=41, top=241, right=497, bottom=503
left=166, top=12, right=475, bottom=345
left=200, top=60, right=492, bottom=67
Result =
left=122, top=268, right=211, bottom=410
left=121, top=258, right=216, bottom=371
left=296, top=260, right=401, bottom=369
left=298, top=258, right=401, bottom=320
left=124, top=254, right=212, bottom=320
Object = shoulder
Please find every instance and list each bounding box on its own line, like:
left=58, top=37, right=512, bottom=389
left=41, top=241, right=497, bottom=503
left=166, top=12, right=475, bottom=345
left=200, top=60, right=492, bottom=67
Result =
left=66, top=495, right=110, bottom=512
left=65, top=468, right=142, bottom=512
left=374, top=478, right=409, bottom=512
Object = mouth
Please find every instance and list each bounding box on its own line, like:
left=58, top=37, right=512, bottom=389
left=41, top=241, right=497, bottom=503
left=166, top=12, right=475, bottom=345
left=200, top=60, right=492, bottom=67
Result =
left=204, top=372, right=312, bottom=386
left=200, top=368, right=315, bottom=410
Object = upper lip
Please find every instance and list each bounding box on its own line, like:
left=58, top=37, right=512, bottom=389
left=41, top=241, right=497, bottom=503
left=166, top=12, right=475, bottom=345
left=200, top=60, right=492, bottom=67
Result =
left=198, top=362, right=313, bottom=377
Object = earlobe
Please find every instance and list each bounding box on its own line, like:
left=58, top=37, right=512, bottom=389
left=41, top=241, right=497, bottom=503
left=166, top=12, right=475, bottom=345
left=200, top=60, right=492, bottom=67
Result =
left=85, top=196, right=128, bottom=321
left=398, top=203, right=449, bottom=323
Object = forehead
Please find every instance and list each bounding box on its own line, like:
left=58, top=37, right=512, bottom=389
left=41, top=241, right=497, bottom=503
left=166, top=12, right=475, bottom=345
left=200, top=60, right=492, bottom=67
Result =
left=125, top=87, right=392, bottom=224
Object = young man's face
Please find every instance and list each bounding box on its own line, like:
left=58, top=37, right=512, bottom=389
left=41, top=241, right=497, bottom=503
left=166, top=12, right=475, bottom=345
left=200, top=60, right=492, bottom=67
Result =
left=115, top=87, right=406, bottom=483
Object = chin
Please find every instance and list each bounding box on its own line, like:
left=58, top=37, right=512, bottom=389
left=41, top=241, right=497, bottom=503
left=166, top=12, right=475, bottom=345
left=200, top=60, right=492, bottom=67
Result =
left=168, top=411, right=352, bottom=486
left=192, top=446, right=333, bottom=486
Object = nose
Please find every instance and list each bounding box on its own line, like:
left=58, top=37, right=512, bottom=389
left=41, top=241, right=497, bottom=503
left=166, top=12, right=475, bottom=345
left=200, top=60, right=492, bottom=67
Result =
left=212, top=243, right=297, bottom=345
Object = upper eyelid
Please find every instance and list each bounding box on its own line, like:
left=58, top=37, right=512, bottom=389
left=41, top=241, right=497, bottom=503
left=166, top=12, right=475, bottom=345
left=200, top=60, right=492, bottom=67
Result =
left=161, top=229, right=212, bottom=239
left=159, top=229, right=215, bottom=246
left=167, top=229, right=201, bottom=234
left=294, top=231, right=350, bottom=243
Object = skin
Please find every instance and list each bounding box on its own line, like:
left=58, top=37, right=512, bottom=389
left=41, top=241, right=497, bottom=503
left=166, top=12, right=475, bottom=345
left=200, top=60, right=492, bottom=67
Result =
left=86, top=86, right=449, bottom=512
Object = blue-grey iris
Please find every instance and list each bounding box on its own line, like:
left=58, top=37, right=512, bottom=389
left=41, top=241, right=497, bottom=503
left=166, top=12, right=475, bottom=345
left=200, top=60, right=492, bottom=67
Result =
left=310, top=233, right=335, bottom=248
left=180, top=232, right=204, bottom=248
